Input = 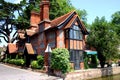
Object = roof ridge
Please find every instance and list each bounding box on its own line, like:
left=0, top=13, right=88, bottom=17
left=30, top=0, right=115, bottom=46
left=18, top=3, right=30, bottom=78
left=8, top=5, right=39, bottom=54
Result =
left=51, top=10, right=75, bottom=22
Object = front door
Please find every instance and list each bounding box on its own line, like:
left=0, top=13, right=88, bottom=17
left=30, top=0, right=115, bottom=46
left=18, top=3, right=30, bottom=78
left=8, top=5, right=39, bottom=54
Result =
left=74, top=51, right=80, bottom=70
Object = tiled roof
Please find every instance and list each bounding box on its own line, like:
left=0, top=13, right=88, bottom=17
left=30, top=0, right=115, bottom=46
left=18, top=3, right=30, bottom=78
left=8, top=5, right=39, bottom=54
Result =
left=64, top=14, right=77, bottom=29
left=51, top=11, right=75, bottom=28
left=8, top=43, right=18, bottom=54
left=25, top=43, right=34, bottom=54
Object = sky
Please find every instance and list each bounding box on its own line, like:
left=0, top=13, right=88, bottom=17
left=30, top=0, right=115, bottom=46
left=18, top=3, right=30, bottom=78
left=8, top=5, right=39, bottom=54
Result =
left=71, top=0, right=120, bottom=24
left=0, top=0, right=120, bottom=47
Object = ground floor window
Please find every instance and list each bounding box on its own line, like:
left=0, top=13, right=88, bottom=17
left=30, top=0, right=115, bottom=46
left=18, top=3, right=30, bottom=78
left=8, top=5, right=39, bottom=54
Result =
left=69, top=49, right=84, bottom=69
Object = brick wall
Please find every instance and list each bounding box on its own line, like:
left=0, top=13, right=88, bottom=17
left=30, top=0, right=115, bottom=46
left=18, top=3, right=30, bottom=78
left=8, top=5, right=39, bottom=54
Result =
left=65, top=67, right=120, bottom=80
left=56, top=29, right=65, bottom=48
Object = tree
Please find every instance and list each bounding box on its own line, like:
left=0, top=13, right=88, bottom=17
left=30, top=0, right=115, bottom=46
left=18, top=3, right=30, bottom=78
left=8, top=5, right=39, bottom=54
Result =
left=0, top=0, right=37, bottom=44
left=87, top=17, right=120, bottom=68
left=18, top=0, right=88, bottom=27
left=111, top=11, right=120, bottom=59
left=0, top=0, right=20, bottom=43
left=50, top=0, right=87, bottom=24
left=111, top=11, right=120, bottom=38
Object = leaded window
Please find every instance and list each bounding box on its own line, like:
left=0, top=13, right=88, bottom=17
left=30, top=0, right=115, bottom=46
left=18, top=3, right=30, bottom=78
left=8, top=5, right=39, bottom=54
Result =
left=70, top=50, right=84, bottom=62
left=69, top=25, right=83, bottom=40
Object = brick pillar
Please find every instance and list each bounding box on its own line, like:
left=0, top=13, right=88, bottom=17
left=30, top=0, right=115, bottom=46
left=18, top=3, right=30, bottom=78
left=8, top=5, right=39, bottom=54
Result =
left=80, top=62, right=84, bottom=69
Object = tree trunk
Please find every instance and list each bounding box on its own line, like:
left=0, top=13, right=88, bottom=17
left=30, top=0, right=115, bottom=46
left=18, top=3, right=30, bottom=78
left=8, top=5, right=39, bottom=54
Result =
left=98, top=53, right=106, bottom=68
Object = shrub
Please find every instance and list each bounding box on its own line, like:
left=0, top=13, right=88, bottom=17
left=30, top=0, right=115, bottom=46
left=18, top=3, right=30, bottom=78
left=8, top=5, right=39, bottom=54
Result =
left=31, top=60, right=39, bottom=69
left=3, top=58, right=10, bottom=63
left=37, top=55, right=44, bottom=69
left=15, top=59, right=25, bottom=66
left=51, top=48, right=70, bottom=73
left=8, top=59, right=16, bottom=64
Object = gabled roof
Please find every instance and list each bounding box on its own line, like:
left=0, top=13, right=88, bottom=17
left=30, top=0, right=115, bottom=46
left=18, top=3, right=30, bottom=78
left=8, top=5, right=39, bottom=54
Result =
left=64, top=14, right=77, bottom=29
left=50, top=10, right=88, bottom=34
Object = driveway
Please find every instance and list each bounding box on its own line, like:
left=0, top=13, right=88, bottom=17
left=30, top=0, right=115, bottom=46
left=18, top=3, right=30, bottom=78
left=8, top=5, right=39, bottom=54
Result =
left=0, top=63, right=62, bottom=80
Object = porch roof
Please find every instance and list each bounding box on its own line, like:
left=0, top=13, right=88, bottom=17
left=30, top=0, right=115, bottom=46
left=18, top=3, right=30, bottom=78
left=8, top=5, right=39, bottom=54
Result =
left=85, top=50, right=97, bottom=55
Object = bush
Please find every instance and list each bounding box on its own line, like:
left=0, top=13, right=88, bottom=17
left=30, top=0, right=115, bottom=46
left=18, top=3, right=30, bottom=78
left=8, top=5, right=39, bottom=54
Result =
left=3, top=58, right=10, bottom=63
left=37, top=55, right=44, bottom=69
left=51, top=48, right=70, bottom=73
left=15, top=59, right=25, bottom=66
left=31, top=60, right=39, bottom=69
left=8, top=59, right=16, bottom=64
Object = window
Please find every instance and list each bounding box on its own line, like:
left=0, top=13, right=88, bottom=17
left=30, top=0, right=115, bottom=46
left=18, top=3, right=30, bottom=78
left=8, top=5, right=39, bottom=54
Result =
left=69, top=50, right=84, bottom=62
left=70, top=50, right=74, bottom=62
left=69, top=25, right=83, bottom=40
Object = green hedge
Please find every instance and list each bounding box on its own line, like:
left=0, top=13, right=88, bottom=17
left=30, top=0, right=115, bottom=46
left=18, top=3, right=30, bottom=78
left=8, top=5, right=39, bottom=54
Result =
left=4, top=58, right=25, bottom=66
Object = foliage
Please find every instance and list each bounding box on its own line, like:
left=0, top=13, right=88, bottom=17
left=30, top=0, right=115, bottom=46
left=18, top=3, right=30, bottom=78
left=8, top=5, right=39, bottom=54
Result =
left=111, top=11, right=120, bottom=39
left=49, top=0, right=74, bottom=20
left=31, top=55, right=44, bottom=69
left=37, top=55, right=44, bottom=69
left=7, top=59, right=25, bottom=66
left=3, top=58, right=10, bottom=63
left=14, top=59, right=25, bottom=66
left=17, top=0, right=88, bottom=28
left=89, top=55, right=98, bottom=68
left=0, top=0, right=23, bottom=43
left=84, top=56, right=89, bottom=69
left=50, top=0, right=87, bottom=24
left=51, top=48, right=70, bottom=73
left=87, top=17, right=120, bottom=68
left=31, top=60, right=39, bottom=69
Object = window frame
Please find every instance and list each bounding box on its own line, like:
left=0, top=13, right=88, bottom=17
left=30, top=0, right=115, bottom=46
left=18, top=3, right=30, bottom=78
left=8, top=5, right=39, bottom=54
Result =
left=69, top=49, right=84, bottom=62
left=66, top=25, right=83, bottom=40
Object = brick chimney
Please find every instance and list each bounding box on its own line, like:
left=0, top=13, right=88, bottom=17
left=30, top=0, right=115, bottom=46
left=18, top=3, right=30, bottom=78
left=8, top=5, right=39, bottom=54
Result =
left=40, top=0, right=50, bottom=21
left=39, top=0, right=51, bottom=30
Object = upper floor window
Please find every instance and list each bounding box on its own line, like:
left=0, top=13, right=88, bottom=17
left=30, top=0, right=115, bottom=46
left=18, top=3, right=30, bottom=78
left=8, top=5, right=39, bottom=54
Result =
left=69, top=25, right=83, bottom=40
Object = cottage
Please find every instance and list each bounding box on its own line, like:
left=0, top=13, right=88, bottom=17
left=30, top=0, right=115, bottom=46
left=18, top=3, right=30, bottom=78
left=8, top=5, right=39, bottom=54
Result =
left=9, top=0, right=89, bottom=70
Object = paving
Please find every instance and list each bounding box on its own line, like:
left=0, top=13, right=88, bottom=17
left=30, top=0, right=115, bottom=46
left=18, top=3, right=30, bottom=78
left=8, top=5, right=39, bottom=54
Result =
left=0, top=63, right=63, bottom=80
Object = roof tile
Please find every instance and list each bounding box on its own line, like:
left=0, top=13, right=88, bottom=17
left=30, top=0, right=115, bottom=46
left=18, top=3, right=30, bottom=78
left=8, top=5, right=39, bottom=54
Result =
left=64, top=14, right=77, bottom=29
left=51, top=11, right=75, bottom=28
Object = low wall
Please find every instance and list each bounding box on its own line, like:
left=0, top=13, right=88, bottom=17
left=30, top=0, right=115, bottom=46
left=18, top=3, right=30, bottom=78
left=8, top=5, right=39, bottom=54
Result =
left=65, top=67, right=120, bottom=80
